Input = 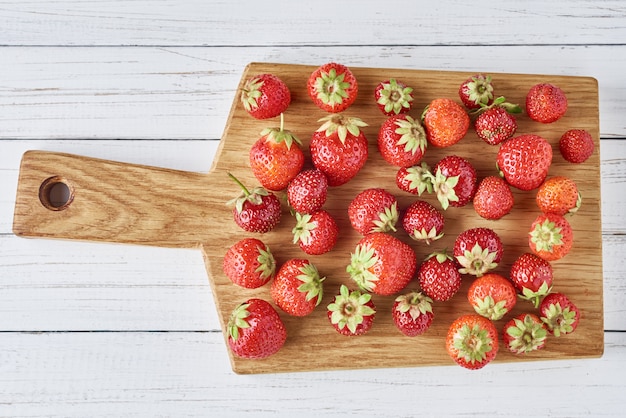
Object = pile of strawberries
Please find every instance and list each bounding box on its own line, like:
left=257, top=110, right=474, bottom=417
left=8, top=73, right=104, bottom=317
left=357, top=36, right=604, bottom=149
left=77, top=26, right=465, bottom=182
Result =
left=223, top=63, right=595, bottom=370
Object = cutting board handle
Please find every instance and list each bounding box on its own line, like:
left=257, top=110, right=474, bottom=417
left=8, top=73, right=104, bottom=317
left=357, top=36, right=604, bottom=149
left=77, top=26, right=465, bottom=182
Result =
left=13, top=150, right=221, bottom=249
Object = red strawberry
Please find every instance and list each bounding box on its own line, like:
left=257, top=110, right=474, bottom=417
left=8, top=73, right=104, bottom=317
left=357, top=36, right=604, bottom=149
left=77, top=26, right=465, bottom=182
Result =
left=377, top=114, right=427, bottom=167
left=227, top=298, right=287, bottom=359
left=418, top=250, right=462, bottom=302
left=395, top=162, right=433, bottom=196
left=446, top=314, right=499, bottom=370
left=497, top=134, right=553, bottom=191
left=287, top=168, right=328, bottom=214
left=307, top=62, right=358, bottom=113
left=526, top=83, right=568, bottom=123
left=453, top=227, right=503, bottom=277
left=374, top=78, right=414, bottom=115
left=510, top=252, right=553, bottom=308
left=474, top=106, right=518, bottom=145
left=392, top=291, right=434, bottom=337
left=310, top=114, right=369, bottom=186
left=348, top=188, right=398, bottom=235
left=458, top=74, right=494, bottom=110
left=401, top=200, right=445, bottom=244
left=223, top=238, right=275, bottom=289
left=536, top=176, right=581, bottom=216
left=472, top=176, right=514, bottom=220
left=467, top=273, right=517, bottom=321
left=422, top=98, right=470, bottom=147
left=292, top=210, right=339, bottom=255
left=559, top=129, right=594, bottom=163
left=249, top=115, right=304, bottom=191
left=347, top=232, right=417, bottom=296
left=431, top=155, right=478, bottom=210
left=528, top=213, right=573, bottom=261
left=327, top=285, right=376, bottom=336
left=503, top=313, right=548, bottom=355
left=240, top=73, right=291, bottom=120
left=539, top=292, right=581, bottom=337
left=228, top=173, right=281, bottom=233
left=270, top=259, right=325, bottom=317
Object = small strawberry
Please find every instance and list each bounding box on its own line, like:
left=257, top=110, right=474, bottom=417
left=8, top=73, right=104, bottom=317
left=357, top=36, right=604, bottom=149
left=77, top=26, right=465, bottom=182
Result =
left=458, top=74, right=494, bottom=110
left=528, top=213, right=573, bottom=261
left=472, top=176, right=514, bottom=220
left=401, top=200, right=445, bottom=244
left=418, top=250, right=462, bottom=302
left=536, top=176, right=581, bottom=216
left=503, top=313, right=548, bottom=355
left=292, top=210, right=339, bottom=255
left=327, top=285, right=376, bottom=336
left=392, top=291, right=434, bottom=337
left=307, top=62, right=358, bottom=113
left=227, top=298, right=287, bottom=359
left=270, top=258, right=325, bottom=317
left=559, top=129, right=595, bottom=163
left=223, top=238, right=275, bottom=289
left=310, top=114, right=369, bottom=186
left=286, top=169, right=328, bottom=214
left=430, top=155, right=478, bottom=210
left=348, top=188, right=398, bottom=235
left=228, top=173, right=281, bottom=233
left=453, top=227, right=503, bottom=277
left=539, top=292, right=581, bottom=337
left=395, top=162, right=433, bottom=196
left=467, top=273, right=517, bottom=321
left=446, top=314, right=499, bottom=370
left=510, top=252, right=553, bottom=308
left=240, top=73, right=291, bottom=120
left=474, top=106, right=518, bottom=146
left=374, top=78, right=414, bottom=115
left=526, top=83, right=568, bottom=123
left=422, top=98, right=470, bottom=147
left=347, top=232, right=417, bottom=296
left=377, top=114, right=427, bottom=167
left=497, top=134, right=553, bottom=191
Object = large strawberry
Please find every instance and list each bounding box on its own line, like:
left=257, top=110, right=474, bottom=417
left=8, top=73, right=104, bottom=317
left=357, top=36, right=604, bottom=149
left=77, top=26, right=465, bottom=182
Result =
left=270, top=258, right=325, bottom=317
left=395, top=162, right=433, bottom=196
left=528, top=213, right=573, bottom=261
left=510, top=252, right=553, bottom=308
left=467, top=273, right=517, bottom=321
left=453, top=227, right=503, bottom=277
left=526, top=83, right=568, bottom=123
left=401, top=199, right=445, bottom=244
left=240, top=73, right=291, bottom=120
left=418, top=250, right=462, bottom=302
left=430, top=155, right=477, bottom=210
left=559, top=129, right=594, bottom=164
left=307, top=62, right=358, bottom=113
left=503, top=313, right=548, bottom=355
left=327, top=285, right=376, bottom=336
left=348, top=188, right=398, bottom=235
left=539, top=292, right=580, bottom=337
left=422, top=98, right=470, bottom=147
left=347, top=232, right=416, bottom=296
left=497, top=134, right=553, bottom=191
left=536, top=176, right=581, bottom=216
left=472, top=176, right=514, bottom=220
left=310, top=114, right=369, bottom=186
left=377, top=114, right=427, bottom=167
left=392, top=291, right=434, bottom=337
left=374, top=78, right=414, bottom=116
left=292, top=210, right=339, bottom=255
left=458, top=74, right=494, bottom=110
left=223, top=237, right=275, bottom=289
left=228, top=173, right=281, bottom=233
left=227, top=298, right=287, bottom=359
left=286, top=169, right=328, bottom=214
left=446, top=314, right=499, bottom=370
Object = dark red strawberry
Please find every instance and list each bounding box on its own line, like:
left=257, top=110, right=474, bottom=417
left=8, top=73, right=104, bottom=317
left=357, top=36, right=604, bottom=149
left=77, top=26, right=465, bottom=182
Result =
left=539, top=292, right=580, bottom=337
left=453, top=227, right=503, bottom=277
left=377, top=114, right=427, bottom=167
left=559, top=129, right=595, bottom=163
left=474, top=106, right=518, bottom=145
left=472, top=176, right=514, bottom=220
left=395, top=162, right=433, bottom=196
left=374, top=78, right=414, bottom=115
left=327, top=285, right=376, bottom=336
left=422, top=98, right=470, bottom=147
left=292, top=210, right=339, bottom=255
left=510, top=252, right=553, bottom=308
left=240, top=73, right=291, bottom=120
left=458, top=74, right=494, bottom=110
left=287, top=168, right=328, bottom=214
left=497, top=134, right=553, bottom=191
left=307, top=62, right=358, bottom=113
left=418, top=250, right=462, bottom=302
left=503, top=313, right=547, bottom=355
left=446, top=314, right=499, bottom=370
left=528, top=213, right=573, bottom=261
left=467, top=273, right=517, bottom=321
left=228, top=173, right=281, bottom=233
left=401, top=200, right=445, bottom=244
left=270, top=259, right=325, bottom=317
left=348, top=188, right=398, bottom=235
left=526, top=83, right=568, bottom=123
left=223, top=237, right=275, bottom=289
left=392, top=291, right=434, bottom=337
left=430, top=155, right=478, bottom=210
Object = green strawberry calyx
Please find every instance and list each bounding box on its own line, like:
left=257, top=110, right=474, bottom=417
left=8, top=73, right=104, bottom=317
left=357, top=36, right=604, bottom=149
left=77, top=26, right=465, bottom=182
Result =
left=377, top=79, right=414, bottom=114
left=465, top=74, right=494, bottom=107
left=395, top=291, right=433, bottom=321
left=327, top=285, right=375, bottom=334
left=529, top=218, right=564, bottom=253
left=506, top=314, right=547, bottom=354
left=226, top=172, right=270, bottom=212
left=346, top=243, right=380, bottom=292
left=260, top=113, right=302, bottom=150
left=472, top=295, right=508, bottom=321
left=410, top=225, right=444, bottom=245
left=317, top=114, right=368, bottom=145
left=453, top=323, right=495, bottom=365
left=456, top=242, right=498, bottom=277
left=241, top=76, right=264, bottom=112
left=313, top=68, right=351, bottom=106
left=394, top=115, right=427, bottom=156
left=541, top=302, right=577, bottom=337
left=254, top=244, right=276, bottom=281
left=292, top=212, right=316, bottom=245
left=227, top=302, right=251, bottom=341
left=296, top=262, right=325, bottom=307
left=470, top=95, right=522, bottom=116
left=425, top=249, right=453, bottom=264
left=430, top=167, right=460, bottom=210
left=372, top=201, right=399, bottom=233
left=403, top=162, right=434, bottom=196
left=518, top=281, right=552, bottom=308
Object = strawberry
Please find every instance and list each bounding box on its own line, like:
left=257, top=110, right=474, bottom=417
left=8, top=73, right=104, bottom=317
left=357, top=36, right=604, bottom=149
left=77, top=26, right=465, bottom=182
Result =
left=526, top=83, right=568, bottom=123
left=559, top=129, right=595, bottom=164
left=249, top=114, right=304, bottom=191
left=528, top=213, right=573, bottom=261
left=503, top=313, right=548, bottom=355
left=497, top=134, right=553, bottom=191
left=377, top=114, right=427, bottom=167
left=392, top=291, right=434, bottom=337
left=539, top=292, right=581, bottom=337
left=472, top=176, right=514, bottom=220
left=430, top=155, right=477, bottom=210
left=307, top=62, right=358, bottom=113
left=227, top=298, right=287, bottom=359
left=228, top=173, right=281, bottom=233
left=418, top=250, right=462, bottom=302
left=453, top=227, right=503, bottom=277
left=395, top=162, right=433, bottom=196
left=240, top=73, right=291, bottom=120
left=458, top=74, right=494, bottom=110
left=467, top=273, right=517, bottom=321
left=292, top=210, right=339, bottom=255
left=474, top=106, right=518, bottom=145
left=446, top=314, right=499, bottom=370
left=286, top=168, right=328, bottom=214
left=347, top=232, right=417, bottom=296
left=270, top=258, right=325, bottom=317
left=223, top=237, right=275, bottom=289
left=401, top=200, right=445, bottom=244
left=374, top=78, right=414, bottom=115
left=327, top=285, right=376, bottom=336
left=422, top=98, right=470, bottom=147
left=536, top=176, right=581, bottom=216
left=310, top=114, right=369, bottom=186
left=510, top=252, right=553, bottom=308
left=348, top=188, right=398, bottom=235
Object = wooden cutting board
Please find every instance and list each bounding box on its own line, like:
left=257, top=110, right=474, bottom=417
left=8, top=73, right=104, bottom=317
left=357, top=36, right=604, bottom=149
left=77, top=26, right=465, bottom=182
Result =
left=13, top=62, right=603, bottom=374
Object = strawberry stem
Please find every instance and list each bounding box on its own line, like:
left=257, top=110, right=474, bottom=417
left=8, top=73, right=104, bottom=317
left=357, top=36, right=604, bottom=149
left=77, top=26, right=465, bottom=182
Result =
left=228, top=172, right=251, bottom=197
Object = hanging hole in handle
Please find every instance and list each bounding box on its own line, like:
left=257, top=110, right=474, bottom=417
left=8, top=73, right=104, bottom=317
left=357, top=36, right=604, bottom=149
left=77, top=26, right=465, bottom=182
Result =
left=39, top=176, right=74, bottom=211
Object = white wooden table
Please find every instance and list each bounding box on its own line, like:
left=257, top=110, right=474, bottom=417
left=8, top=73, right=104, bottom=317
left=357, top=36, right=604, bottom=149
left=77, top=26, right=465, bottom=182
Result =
left=1, top=1, right=625, bottom=416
